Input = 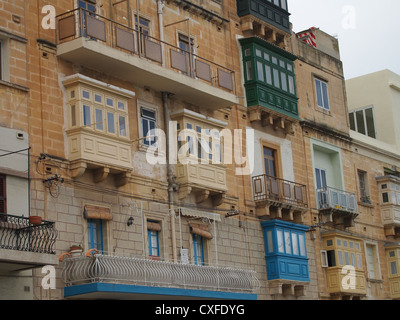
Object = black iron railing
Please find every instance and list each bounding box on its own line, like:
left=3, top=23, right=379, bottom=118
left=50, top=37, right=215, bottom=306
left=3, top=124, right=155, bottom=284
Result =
left=0, top=214, right=57, bottom=254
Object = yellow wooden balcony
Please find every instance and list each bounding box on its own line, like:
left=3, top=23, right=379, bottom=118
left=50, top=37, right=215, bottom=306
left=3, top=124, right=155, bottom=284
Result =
left=376, top=176, right=400, bottom=237
left=326, top=267, right=366, bottom=297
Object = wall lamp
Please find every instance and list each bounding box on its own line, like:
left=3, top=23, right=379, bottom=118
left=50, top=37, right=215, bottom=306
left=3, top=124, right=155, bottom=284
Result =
left=127, top=217, right=134, bottom=227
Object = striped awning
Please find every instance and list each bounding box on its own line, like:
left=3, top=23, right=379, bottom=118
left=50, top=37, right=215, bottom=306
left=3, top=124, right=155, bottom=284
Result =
left=178, top=208, right=221, bottom=222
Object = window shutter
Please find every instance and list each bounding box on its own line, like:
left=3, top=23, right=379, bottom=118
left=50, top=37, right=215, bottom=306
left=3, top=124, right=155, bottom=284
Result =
left=0, top=176, right=6, bottom=214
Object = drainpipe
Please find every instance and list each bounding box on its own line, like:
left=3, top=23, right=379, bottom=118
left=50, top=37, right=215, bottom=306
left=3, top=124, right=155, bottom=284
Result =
left=158, top=0, right=165, bottom=67
left=162, top=92, right=178, bottom=263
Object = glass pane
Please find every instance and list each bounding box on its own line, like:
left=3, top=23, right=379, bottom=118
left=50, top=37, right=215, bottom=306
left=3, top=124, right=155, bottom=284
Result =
left=106, top=98, right=114, bottom=107
left=284, top=231, right=291, bottom=254
left=277, top=230, right=284, bottom=253
left=292, top=233, right=299, bottom=255
left=95, top=94, right=102, bottom=103
left=280, top=72, right=287, bottom=91
left=107, top=112, right=115, bottom=133
left=365, top=108, right=376, bottom=138
left=288, top=76, right=295, bottom=94
left=82, top=90, right=90, bottom=99
left=265, top=65, right=272, bottom=85
left=95, top=109, right=103, bottom=130
left=299, top=234, right=305, bottom=256
left=338, top=251, right=343, bottom=265
left=321, top=81, right=329, bottom=109
left=357, top=254, right=362, bottom=269
left=351, top=253, right=356, bottom=268
left=349, top=113, right=356, bottom=130
left=356, top=110, right=366, bottom=134
left=315, top=79, right=323, bottom=107
left=257, top=61, right=264, bottom=82
left=246, top=61, right=253, bottom=81
left=118, top=101, right=125, bottom=110
left=273, top=68, right=280, bottom=88
left=267, top=231, right=274, bottom=253
left=344, top=252, right=350, bottom=265
left=119, top=116, right=126, bottom=136
left=83, top=105, right=91, bottom=126
left=391, top=261, right=398, bottom=275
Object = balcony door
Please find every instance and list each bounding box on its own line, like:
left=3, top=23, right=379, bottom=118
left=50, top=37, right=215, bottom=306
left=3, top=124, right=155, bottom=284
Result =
left=88, top=219, right=104, bottom=253
left=78, top=0, right=96, bottom=38
left=315, top=168, right=328, bottom=208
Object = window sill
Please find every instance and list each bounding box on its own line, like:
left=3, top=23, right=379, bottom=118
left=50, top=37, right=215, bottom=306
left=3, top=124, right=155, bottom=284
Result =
left=358, top=201, right=374, bottom=208
left=0, top=79, right=29, bottom=92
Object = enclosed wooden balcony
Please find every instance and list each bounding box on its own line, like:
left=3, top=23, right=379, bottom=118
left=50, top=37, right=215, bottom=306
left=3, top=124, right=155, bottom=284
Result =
left=56, top=8, right=238, bottom=110
left=252, top=175, right=308, bottom=222
left=376, top=175, right=400, bottom=237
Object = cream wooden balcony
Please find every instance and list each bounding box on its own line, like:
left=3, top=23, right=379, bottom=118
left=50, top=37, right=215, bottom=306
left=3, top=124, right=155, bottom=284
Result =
left=67, top=128, right=132, bottom=186
left=56, top=8, right=238, bottom=110
left=176, top=163, right=227, bottom=205
left=376, top=175, right=400, bottom=237
left=326, top=268, right=367, bottom=298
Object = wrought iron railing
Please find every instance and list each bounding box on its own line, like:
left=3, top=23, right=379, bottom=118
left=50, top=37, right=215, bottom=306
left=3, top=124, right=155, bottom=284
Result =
left=62, top=253, right=260, bottom=294
left=316, top=186, right=358, bottom=213
left=252, top=174, right=308, bottom=208
left=0, top=214, right=57, bottom=254
left=56, top=8, right=235, bottom=93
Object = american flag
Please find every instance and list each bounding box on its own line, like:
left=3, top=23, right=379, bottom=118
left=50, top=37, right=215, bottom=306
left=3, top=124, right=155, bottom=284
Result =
left=297, top=27, right=317, bottom=48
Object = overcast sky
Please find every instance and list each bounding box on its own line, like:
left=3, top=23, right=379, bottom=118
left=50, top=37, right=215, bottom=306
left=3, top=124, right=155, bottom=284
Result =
left=289, top=0, right=400, bottom=80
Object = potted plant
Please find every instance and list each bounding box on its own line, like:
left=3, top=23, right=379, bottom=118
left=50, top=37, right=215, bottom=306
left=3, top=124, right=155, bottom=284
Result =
left=69, top=244, right=83, bottom=256
left=29, top=216, right=42, bottom=226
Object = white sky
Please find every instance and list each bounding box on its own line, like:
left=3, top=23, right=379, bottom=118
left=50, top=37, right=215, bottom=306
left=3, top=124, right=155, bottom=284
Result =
left=289, top=0, right=400, bottom=79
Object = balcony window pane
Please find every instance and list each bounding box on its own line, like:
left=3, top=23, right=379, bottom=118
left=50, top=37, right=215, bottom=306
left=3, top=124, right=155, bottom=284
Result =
left=284, top=231, right=291, bottom=254
left=288, top=76, right=295, bottom=94
left=277, top=230, right=284, bottom=253
left=119, top=115, right=126, bottom=137
left=95, top=109, right=103, bottom=130
left=257, top=61, right=264, bottom=82
left=273, top=68, right=280, bottom=88
left=281, top=72, right=287, bottom=91
left=265, top=65, right=272, bottom=85
left=246, top=61, right=253, bottom=81
left=299, top=234, right=306, bottom=256
left=292, top=233, right=299, bottom=255
left=391, top=261, right=398, bottom=275
left=83, top=105, right=91, bottom=126
left=267, top=231, right=274, bottom=253
left=107, top=112, right=115, bottom=134
left=349, top=112, right=356, bottom=130
left=338, top=250, right=343, bottom=265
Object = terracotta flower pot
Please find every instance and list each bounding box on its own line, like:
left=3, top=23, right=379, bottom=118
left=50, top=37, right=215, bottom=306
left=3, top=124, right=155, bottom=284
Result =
left=29, top=216, right=42, bottom=226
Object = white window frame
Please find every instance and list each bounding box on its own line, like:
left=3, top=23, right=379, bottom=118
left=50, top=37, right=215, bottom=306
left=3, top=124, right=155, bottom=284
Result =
left=137, top=101, right=160, bottom=150
left=364, top=241, right=382, bottom=280
left=349, top=106, right=377, bottom=139
left=314, top=78, right=330, bottom=111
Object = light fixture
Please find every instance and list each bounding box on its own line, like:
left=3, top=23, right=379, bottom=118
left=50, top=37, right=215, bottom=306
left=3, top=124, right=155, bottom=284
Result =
left=127, top=217, right=134, bottom=227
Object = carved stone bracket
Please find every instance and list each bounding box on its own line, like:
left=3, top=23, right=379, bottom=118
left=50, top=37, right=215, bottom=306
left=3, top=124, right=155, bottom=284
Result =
left=249, top=107, right=296, bottom=136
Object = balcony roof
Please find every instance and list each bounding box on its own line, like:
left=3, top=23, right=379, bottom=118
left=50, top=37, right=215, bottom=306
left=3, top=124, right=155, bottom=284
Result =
left=57, top=38, right=238, bottom=110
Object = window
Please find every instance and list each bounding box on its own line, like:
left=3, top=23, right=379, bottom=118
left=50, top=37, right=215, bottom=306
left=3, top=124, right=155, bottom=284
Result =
left=0, top=175, right=6, bottom=214
left=270, top=0, right=288, bottom=11
left=148, top=229, right=160, bottom=257
left=315, top=78, right=330, bottom=110
left=358, top=170, right=370, bottom=204
left=366, top=244, right=380, bottom=279
left=135, top=15, right=151, bottom=54
left=67, top=83, right=130, bottom=139
left=349, top=107, right=376, bottom=139
left=88, top=219, right=104, bottom=253
left=263, top=147, right=277, bottom=178
left=141, top=107, right=157, bottom=146
left=147, top=220, right=161, bottom=258
left=193, top=234, right=205, bottom=266
left=176, top=118, right=223, bottom=164
left=315, top=168, right=327, bottom=208
left=387, top=248, right=400, bottom=277
left=178, top=33, right=195, bottom=76
left=78, top=0, right=96, bottom=38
